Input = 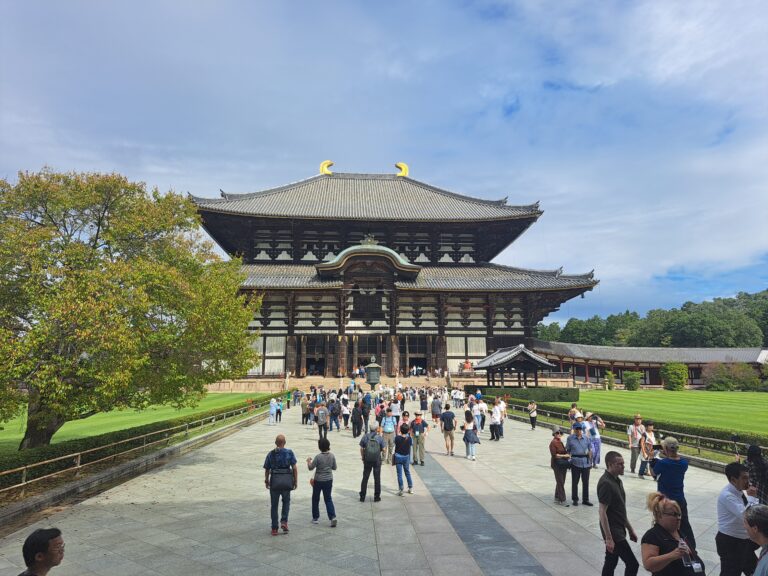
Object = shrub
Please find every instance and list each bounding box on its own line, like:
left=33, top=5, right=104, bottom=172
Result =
left=605, top=371, right=616, bottom=391
left=623, top=371, right=643, bottom=391
left=471, top=386, right=578, bottom=403
left=661, top=363, right=688, bottom=391
left=703, top=363, right=761, bottom=391
left=703, top=363, right=733, bottom=390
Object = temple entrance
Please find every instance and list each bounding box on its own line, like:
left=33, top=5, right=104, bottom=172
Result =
left=399, top=335, right=430, bottom=375
left=303, top=335, right=327, bottom=377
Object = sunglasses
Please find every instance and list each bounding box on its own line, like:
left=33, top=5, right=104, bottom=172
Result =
left=662, top=511, right=682, bottom=518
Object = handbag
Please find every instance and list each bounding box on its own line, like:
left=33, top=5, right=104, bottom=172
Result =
left=555, top=457, right=571, bottom=468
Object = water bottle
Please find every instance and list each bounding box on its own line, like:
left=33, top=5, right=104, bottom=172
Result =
left=679, top=540, right=692, bottom=568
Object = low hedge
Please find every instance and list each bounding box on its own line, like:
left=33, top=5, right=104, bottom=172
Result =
left=517, top=401, right=768, bottom=449
left=0, top=393, right=281, bottom=489
left=466, top=386, right=579, bottom=403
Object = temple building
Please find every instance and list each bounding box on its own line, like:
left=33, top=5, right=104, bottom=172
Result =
left=192, top=162, right=598, bottom=378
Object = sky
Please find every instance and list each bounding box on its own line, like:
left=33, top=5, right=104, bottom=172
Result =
left=1, top=0, right=767, bottom=323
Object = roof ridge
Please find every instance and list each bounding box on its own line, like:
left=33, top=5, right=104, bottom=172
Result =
left=530, top=338, right=764, bottom=353
left=482, top=262, right=595, bottom=279
left=195, top=172, right=541, bottom=212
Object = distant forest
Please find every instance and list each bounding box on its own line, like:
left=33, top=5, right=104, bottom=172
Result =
left=536, top=289, right=768, bottom=348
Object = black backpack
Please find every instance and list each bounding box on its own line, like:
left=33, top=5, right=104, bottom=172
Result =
left=363, top=433, right=381, bottom=463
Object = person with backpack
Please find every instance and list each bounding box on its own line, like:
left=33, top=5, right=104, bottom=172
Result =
left=394, top=423, right=414, bottom=495
left=315, top=402, right=330, bottom=440
left=264, top=434, right=298, bottom=536
left=328, top=399, right=341, bottom=433
left=359, top=421, right=385, bottom=502
left=440, top=403, right=456, bottom=456
left=381, top=407, right=398, bottom=464
left=306, top=437, right=338, bottom=527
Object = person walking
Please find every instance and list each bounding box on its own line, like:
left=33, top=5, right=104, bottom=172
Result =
left=381, top=407, right=398, bottom=464
left=351, top=401, right=363, bottom=438
left=597, top=451, right=639, bottom=576
left=549, top=428, right=570, bottom=507
left=716, top=462, right=760, bottom=576
left=328, top=399, right=341, bottom=432
left=641, top=492, right=703, bottom=575
left=627, top=413, right=645, bottom=475
left=276, top=399, right=283, bottom=423
left=462, top=411, right=480, bottom=460
left=652, top=437, right=696, bottom=550
left=341, top=401, right=351, bottom=430
left=394, top=423, right=414, bottom=495
left=431, top=394, right=442, bottom=427
left=300, top=395, right=310, bottom=426
left=489, top=398, right=502, bottom=441
left=269, top=397, right=277, bottom=425
left=264, top=434, right=298, bottom=535
left=359, top=422, right=385, bottom=502
left=744, top=505, right=768, bottom=576
left=306, top=437, right=337, bottom=527
left=586, top=413, right=606, bottom=468
left=440, top=403, right=456, bottom=456
left=527, top=400, right=538, bottom=430
left=410, top=411, right=429, bottom=466
left=566, top=422, right=593, bottom=506
left=638, top=420, right=658, bottom=479
left=315, top=402, right=329, bottom=440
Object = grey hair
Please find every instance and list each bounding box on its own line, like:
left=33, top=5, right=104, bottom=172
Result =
left=745, top=504, right=768, bottom=536
left=661, top=437, right=679, bottom=453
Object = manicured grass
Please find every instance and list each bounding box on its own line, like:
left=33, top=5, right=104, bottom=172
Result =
left=548, top=390, right=768, bottom=437
left=0, top=393, right=264, bottom=455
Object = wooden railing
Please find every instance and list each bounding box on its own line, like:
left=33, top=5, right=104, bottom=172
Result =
left=0, top=399, right=272, bottom=497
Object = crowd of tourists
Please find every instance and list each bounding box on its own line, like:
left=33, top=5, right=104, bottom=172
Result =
left=13, top=390, right=768, bottom=576
left=549, top=404, right=768, bottom=575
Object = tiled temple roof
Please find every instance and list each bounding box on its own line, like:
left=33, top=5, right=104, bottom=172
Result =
left=240, top=263, right=597, bottom=291
left=191, top=173, right=541, bottom=222
left=528, top=338, right=768, bottom=365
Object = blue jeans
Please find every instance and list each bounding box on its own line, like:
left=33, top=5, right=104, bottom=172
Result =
left=395, top=453, right=413, bottom=490
left=270, top=489, right=291, bottom=529
left=329, top=415, right=340, bottom=431
left=311, top=480, right=335, bottom=520
left=474, top=415, right=482, bottom=432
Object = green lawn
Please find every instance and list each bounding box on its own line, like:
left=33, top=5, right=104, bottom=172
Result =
left=0, top=393, right=263, bottom=455
left=548, top=390, right=768, bottom=437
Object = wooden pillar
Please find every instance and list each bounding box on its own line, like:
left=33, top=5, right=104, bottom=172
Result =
left=300, top=336, right=307, bottom=377
left=324, top=335, right=331, bottom=378
left=523, top=371, right=528, bottom=387
left=376, top=335, right=382, bottom=365
left=388, top=335, right=399, bottom=377
left=426, top=336, right=433, bottom=373
left=352, top=336, right=359, bottom=372
left=517, top=371, right=522, bottom=386
left=559, top=357, right=564, bottom=372
left=286, top=335, right=297, bottom=377
left=500, top=368, right=505, bottom=387
left=405, top=335, right=410, bottom=374
left=584, top=360, right=590, bottom=384
left=337, top=335, right=348, bottom=377
left=534, top=369, right=539, bottom=387
left=436, top=335, right=447, bottom=373
left=486, top=371, right=491, bottom=386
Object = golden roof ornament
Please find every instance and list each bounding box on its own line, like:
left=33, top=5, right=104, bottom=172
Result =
left=395, top=162, right=409, bottom=177
left=319, top=160, right=334, bottom=175
left=361, top=234, right=379, bottom=245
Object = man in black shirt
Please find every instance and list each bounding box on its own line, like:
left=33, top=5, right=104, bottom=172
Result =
left=19, top=528, right=64, bottom=576
left=597, top=451, right=639, bottom=576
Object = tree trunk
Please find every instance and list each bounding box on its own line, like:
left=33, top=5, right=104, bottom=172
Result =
left=18, top=392, right=67, bottom=450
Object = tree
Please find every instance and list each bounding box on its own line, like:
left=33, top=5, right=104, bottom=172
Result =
left=703, top=363, right=734, bottom=391
left=728, top=363, right=761, bottom=391
left=560, top=316, right=606, bottom=344
left=536, top=321, right=561, bottom=341
left=0, top=169, right=259, bottom=449
left=660, top=363, right=688, bottom=390
left=605, top=370, right=616, bottom=390
left=623, top=371, right=642, bottom=391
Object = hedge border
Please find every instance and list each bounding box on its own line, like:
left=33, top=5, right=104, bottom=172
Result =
left=0, top=392, right=284, bottom=484
left=463, top=386, right=579, bottom=403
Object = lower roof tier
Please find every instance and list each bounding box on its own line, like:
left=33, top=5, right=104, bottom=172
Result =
left=240, top=262, right=597, bottom=292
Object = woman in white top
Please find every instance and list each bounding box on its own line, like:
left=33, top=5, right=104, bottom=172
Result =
left=639, top=420, right=657, bottom=478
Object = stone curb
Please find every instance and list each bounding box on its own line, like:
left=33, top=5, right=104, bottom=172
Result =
left=0, top=410, right=269, bottom=527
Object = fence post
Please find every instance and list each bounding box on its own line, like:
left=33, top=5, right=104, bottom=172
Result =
left=142, top=435, right=147, bottom=454
left=185, top=423, right=189, bottom=439
left=75, top=454, right=82, bottom=477
left=696, top=436, right=701, bottom=456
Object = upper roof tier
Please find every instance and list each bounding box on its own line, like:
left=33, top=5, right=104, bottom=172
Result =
left=190, top=172, right=542, bottom=222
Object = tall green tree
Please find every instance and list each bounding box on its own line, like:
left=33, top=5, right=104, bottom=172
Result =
left=536, top=321, right=561, bottom=341
left=0, top=169, right=259, bottom=449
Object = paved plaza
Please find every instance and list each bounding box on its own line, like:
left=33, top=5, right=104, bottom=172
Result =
left=0, top=403, right=729, bottom=575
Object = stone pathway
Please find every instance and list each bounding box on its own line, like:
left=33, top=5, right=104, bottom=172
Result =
left=0, top=404, right=727, bottom=575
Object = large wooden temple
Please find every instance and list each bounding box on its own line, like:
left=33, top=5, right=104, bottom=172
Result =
left=192, top=162, right=598, bottom=378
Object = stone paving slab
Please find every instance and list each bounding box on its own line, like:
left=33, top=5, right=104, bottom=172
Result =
left=0, top=403, right=731, bottom=575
